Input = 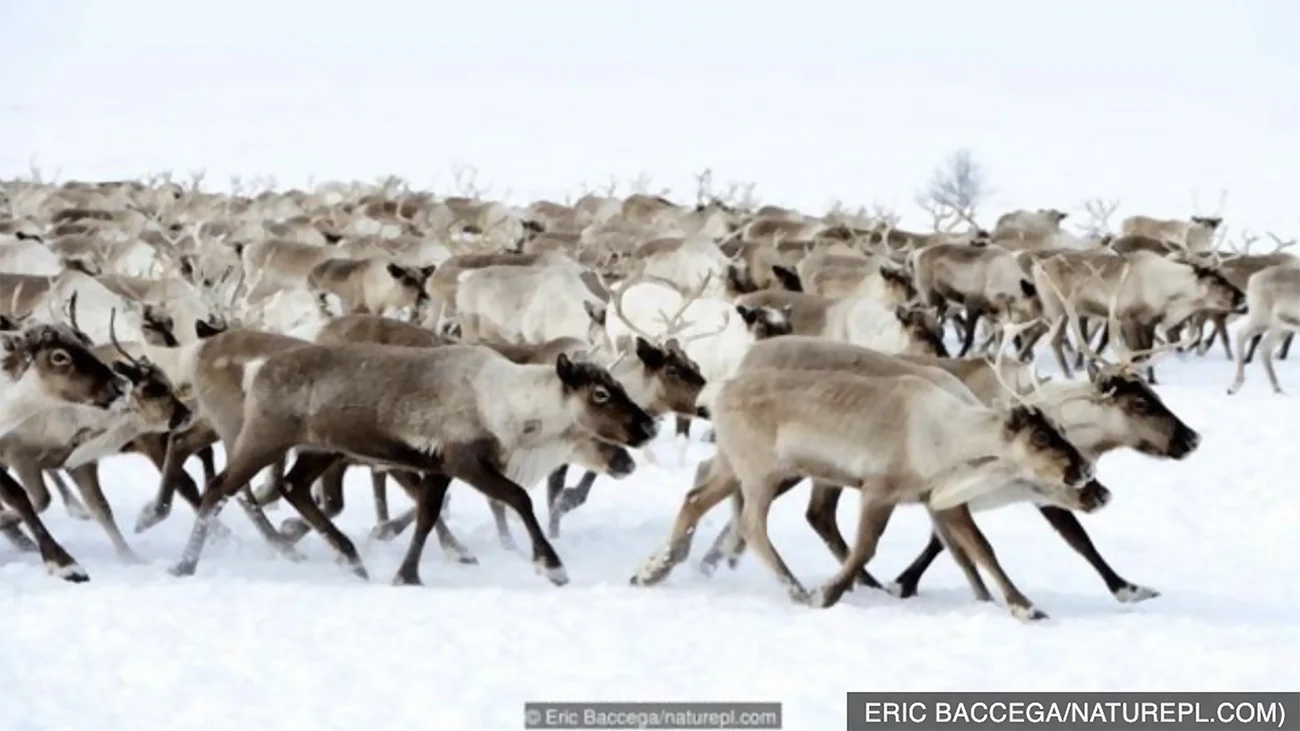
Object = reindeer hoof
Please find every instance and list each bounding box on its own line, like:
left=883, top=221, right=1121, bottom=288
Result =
left=133, top=502, right=169, bottom=533
left=1010, top=605, right=1049, bottom=622
left=117, top=550, right=147, bottom=566
left=168, top=561, right=197, bottom=578
left=367, top=521, right=402, bottom=542
left=347, top=563, right=369, bottom=581
left=537, top=561, right=569, bottom=587
left=65, top=503, right=92, bottom=521
left=886, top=580, right=919, bottom=598
left=392, top=571, right=422, bottom=586
left=1114, top=584, right=1160, bottom=603
left=48, top=561, right=89, bottom=583
left=697, top=552, right=722, bottom=577
left=808, top=584, right=848, bottom=608
left=278, top=518, right=311, bottom=544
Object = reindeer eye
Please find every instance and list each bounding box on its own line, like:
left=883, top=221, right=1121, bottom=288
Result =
left=1031, top=430, right=1049, bottom=447
left=591, top=387, right=610, bottom=405
left=49, top=349, right=71, bottom=367
left=665, top=365, right=679, bottom=377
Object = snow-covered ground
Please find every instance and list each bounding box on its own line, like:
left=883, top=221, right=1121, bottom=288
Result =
left=1, top=338, right=1296, bottom=730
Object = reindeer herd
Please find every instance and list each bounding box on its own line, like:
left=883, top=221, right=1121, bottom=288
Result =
left=0, top=171, right=1294, bottom=622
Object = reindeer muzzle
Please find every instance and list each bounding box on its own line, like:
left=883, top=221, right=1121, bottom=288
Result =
left=607, top=448, right=636, bottom=479
left=1077, top=479, right=1112, bottom=514
left=1168, top=426, right=1201, bottom=460
left=169, top=404, right=195, bottom=432
left=1064, top=460, right=1095, bottom=489
left=629, top=417, right=659, bottom=448
left=694, top=404, right=711, bottom=419
left=99, top=376, right=131, bottom=410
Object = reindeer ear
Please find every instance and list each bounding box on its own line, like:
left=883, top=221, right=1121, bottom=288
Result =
left=420, top=264, right=437, bottom=279
left=1019, top=279, right=1037, bottom=298
left=895, top=305, right=913, bottom=324
left=386, top=263, right=405, bottom=280
left=178, top=255, right=196, bottom=280
left=735, top=304, right=758, bottom=324
left=111, top=361, right=140, bottom=382
left=555, top=352, right=579, bottom=387
left=583, top=300, right=606, bottom=326
left=195, top=318, right=224, bottom=339
left=770, top=265, right=802, bottom=292
left=635, top=336, right=665, bottom=369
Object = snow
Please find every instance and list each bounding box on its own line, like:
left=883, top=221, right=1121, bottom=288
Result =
left=0, top=346, right=1297, bottom=730
left=4, top=4, right=1300, bottom=726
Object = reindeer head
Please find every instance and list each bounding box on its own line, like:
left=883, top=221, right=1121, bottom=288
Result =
left=1002, top=404, right=1098, bottom=500
left=0, top=312, right=27, bottom=332
left=1, top=324, right=129, bottom=412
left=630, top=336, right=708, bottom=417
left=138, top=305, right=180, bottom=347
left=1077, top=363, right=1201, bottom=460
left=384, top=263, right=438, bottom=310
left=894, top=304, right=948, bottom=357
left=582, top=300, right=615, bottom=354
left=735, top=304, right=793, bottom=340
left=1189, top=263, right=1246, bottom=314
left=1191, top=215, right=1223, bottom=231
left=879, top=265, right=919, bottom=306
left=1040, top=209, right=1069, bottom=225
left=195, top=315, right=229, bottom=340
left=555, top=353, right=658, bottom=448
left=110, top=356, right=194, bottom=433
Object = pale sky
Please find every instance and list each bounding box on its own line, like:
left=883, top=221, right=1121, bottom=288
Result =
left=3, top=0, right=1298, bottom=235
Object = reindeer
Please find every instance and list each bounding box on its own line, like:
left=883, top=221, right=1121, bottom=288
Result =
left=607, top=266, right=792, bottom=460
left=631, top=334, right=1106, bottom=621
left=1120, top=215, right=1222, bottom=252
left=1226, top=262, right=1300, bottom=395
left=793, top=250, right=917, bottom=309
left=1028, top=250, right=1244, bottom=382
left=911, top=243, right=1040, bottom=356
left=307, top=256, right=435, bottom=319
left=730, top=289, right=947, bottom=358
left=993, top=209, right=1069, bottom=239
left=0, top=319, right=134, bottom=581
left=169, top=338, right=659, bottom=585
left=0, top=311, right=193, bottom=563
left=453, top=263, right=613, bottom=353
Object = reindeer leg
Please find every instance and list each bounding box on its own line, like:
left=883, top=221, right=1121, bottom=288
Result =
left=0, top=513, right=37, bottom=553
left=737, top=476, right=809, bottom=603
left=388, top=470, right=475, bottom=563
left=171, top=430, right=296, bottom=576
left=393, top=473, right=454, bottom=585
left=1258, top=328, right=1288, bottom=394
left=805, top=482, right=884, bottom=589
left=371, top=468, right=389, bottom=523
left=277, top=452, right=367, bottom=579
left=957, top=306, right=984, bottom=358
left=197, top=445, right=218, bottom=485
left=0, top=467, right=86, bottom=581
left=674, top=415, right=691, bottom=465
left=1073, top=317, right=1092, bottom=370
left=545, top=464, right=569, bottom=538
left=936, top=506, right=1046, bottom=621
left=13, top=460, right=52, bottom=516
left=251, top=456, right=286, bottom=509
left=46, top=471, right=91, bottom=521
left=1037, top=506, right=1157, bottom=602
left=487, top=499, right=518, bottom=551
left=66, top=462, right=142, bottom=564
left=633, top=456, right=737, bottom=586
left=1047, top=316, right=1074, bottom=378
left=551, top=470, right=599, bottom=538
left=1228, top=319, right=1268, bottom=394
left=811, top=487, right=895, bottom=608
left=887, top=534, right=943, bottom=599
left=1281, top=332, right=1295, bottom=360
left=456, top=454, right=567, bottom=586
left=699, top=477, right=801, bottom=575
left=280, top=459, right=346, bottom=544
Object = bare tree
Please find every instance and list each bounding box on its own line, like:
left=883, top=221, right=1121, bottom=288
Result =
left=917, top=148, right=990, bottom=231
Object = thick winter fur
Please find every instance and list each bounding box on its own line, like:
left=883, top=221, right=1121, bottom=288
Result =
left=731, top=289, right=947, bottom=358
left=454, top=264, right=613, bottom=353
left=307, top=257, right=435, bottom=317
left=632, top=365, right=1102, bottom=620
left=794, top=251, right=916, bottom=308
left=696, top=336, right=1199, bottom=603
left=171, top=340, right=659, bottom=585
left=1029, top=250, right=1244, bottom=379
left=0, top=322, right=133, bottom=582
left=1120, top=215, right=1222, bottom=252
left=911, top=243, right=1040, bottom=356
left=0, top=341, right=192, bottom=561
